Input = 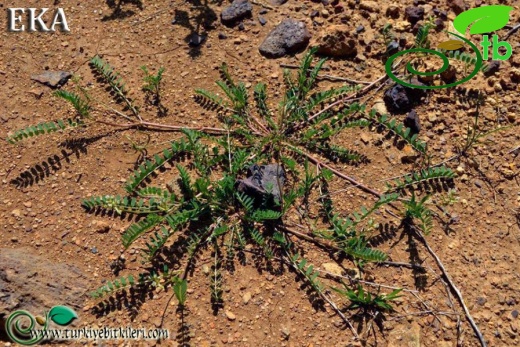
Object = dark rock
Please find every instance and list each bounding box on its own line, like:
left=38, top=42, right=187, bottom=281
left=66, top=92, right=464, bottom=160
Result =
left=356, top=25, right=365, bottom=33
left=259, top=9, right=269, bottom=15
left=218, top=32, right=228, bottom=40
left=316, top=25, right=357, bottom=57
left=221, top=0, right=252, bottom=25
left=258, top=16, right=267, bottom=26
left=188, top=33, right=206, bottom=46
left=405, top=6, right=424, bottom=25
left=384, top=85, right=411, bottom=114
left=31, top=71, right=72, bottom=88
left=476, top=297, right=487, bottom=306
left=433, top=8, right=448, bottom=20
left=333, top=4, right=345, bottom=13
left=484, top=60, right=500, bottom=77
left=512, top=310, right=518, bottom=319
left=451, top=0, right=467, bottom=15
left=384, top=79, right=426, bottom=114
left=91, top=247, right=98, bottom=254
left=434, top=18, right=445, bottom=31
left=238, top=22, right=245, bottom=31
left=404, top=110, right=421, bottom=134
left=399, top=36, right=408, bottom=48
left=0, top=248, right=88, bottom=325
left=310, top=10, right=319, bottom=19
left=237, top=164, right=285, bottom=202
left=407, top=78, right=428, bottom=99
left=386, top=5, right=399, bottom=18
left=259, top=19, right=311, bottom=58
left=441, top=64, right=456, bottom=82
left=269, top=0, right=287, bottom=5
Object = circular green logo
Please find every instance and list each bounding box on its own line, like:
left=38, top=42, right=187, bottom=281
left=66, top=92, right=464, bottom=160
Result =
left=385, top=31, right=483, bottom=89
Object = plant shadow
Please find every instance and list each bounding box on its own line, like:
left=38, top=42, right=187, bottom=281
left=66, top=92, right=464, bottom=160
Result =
left=102, top=0, right=144, bottom=21
left=173, top=0, right=223, bottom=58
left=10, top=134, right=106, bottom=188
left=389, top=220, right=428, bottom=290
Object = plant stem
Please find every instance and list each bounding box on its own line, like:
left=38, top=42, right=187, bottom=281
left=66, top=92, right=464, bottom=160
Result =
left=298, top=148, right=383, bottom=198
left=93, top=118, right=229, bottom=134
left=414, top=229, right=487, bottom=347
left=384, top=209, right=487, bottom=347
left=283, top=250, right=360, bottom=339
left=139, top=121, right=228, bottom=134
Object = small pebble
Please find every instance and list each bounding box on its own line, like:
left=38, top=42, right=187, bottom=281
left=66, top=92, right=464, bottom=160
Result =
left=225, top=311, right=236, bottom=321
left=188, top=33, right=205, bottom=47
left=243, top=292, right=252, bottom=304
left=476, top=297, right=487, bottom=306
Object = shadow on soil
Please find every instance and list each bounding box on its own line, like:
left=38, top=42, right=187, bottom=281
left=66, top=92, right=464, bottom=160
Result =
left=173, top=0, right=224, bottom=58
left=10, top=134, right=106, bottom=188
left=102, top=0, right=144, bottom=21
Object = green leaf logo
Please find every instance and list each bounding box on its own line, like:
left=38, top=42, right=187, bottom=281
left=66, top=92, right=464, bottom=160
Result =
left=453, top=5, right=513, bottom=35
left=48, top=306, right=78, bottom=326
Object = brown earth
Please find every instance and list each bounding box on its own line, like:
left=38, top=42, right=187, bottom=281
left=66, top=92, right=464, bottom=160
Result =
left=0, top=0, right=519, bottom=346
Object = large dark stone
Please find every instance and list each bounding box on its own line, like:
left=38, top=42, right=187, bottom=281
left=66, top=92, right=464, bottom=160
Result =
left=221, top=0, right=253, bottom=25
left=384, top=85, right=411, bottom=114
left=31, top=71, right=72, bottom=88
left=405, top=6, right=424, bottom=25
left=237, top=164, right=285, bottom=202
left=384, top=79, right=427, bottom=114
left=0, top=248, right=88, bottom=329
left=259, top=19, right=311, bottom=58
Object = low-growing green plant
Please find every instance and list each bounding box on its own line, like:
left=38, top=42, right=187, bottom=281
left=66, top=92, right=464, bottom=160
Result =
left=380, top=23, right=397, bottom=56
left=6, top=48, right=461, bottom=340
left=402, top=192, right=433, bottom=235
left=333, top=284, right=402, bottom=313
left=141, top=65, right=167, bottom=115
